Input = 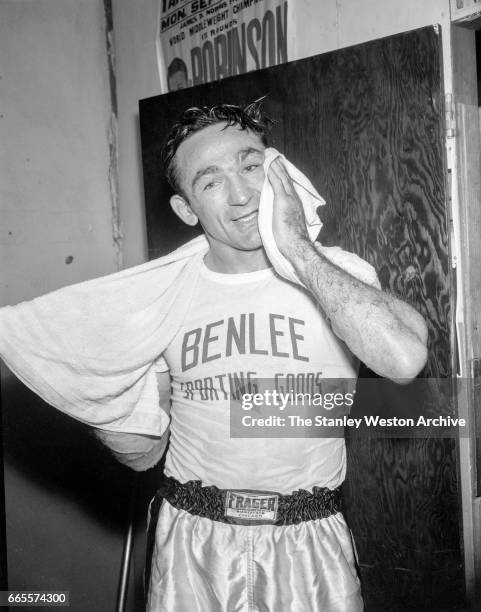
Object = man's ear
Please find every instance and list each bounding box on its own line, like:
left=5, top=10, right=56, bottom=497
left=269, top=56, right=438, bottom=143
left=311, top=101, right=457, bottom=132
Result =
left=170, top=194, right=198, bottom=227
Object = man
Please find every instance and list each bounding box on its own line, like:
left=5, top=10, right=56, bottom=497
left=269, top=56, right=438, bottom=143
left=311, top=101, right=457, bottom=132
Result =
left=167, top=57, right=191, bottom=91
left=98, top=100, right=428, bottom=611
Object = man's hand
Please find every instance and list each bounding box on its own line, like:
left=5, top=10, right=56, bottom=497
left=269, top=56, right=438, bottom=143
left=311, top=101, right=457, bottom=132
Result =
left=267, top=158, right=428, bottom=382
left=268, top=158, right=311, bottom=258
left=94, top=429, right=169, bottom=471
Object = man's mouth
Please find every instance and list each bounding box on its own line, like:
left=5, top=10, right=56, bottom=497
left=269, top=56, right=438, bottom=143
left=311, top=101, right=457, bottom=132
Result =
left=233, top=210, right=258, bottom=223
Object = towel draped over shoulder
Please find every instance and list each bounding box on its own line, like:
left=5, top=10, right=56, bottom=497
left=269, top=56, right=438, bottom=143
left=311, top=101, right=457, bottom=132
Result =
left=0, top=149, right=377, bottom=435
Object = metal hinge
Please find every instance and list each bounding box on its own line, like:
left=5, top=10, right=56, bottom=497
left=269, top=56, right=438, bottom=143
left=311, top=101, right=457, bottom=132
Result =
left=445, top=93, right=456, bottom=139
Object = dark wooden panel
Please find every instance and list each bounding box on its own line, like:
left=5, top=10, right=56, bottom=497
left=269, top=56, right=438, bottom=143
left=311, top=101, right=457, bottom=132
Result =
left=139, top=26, right=463, bottom=610
left=140, top=30, right=450, bottom=378
left=343, top=433, right=463, bottom=610
left=285, top=32, right=450, bottom=378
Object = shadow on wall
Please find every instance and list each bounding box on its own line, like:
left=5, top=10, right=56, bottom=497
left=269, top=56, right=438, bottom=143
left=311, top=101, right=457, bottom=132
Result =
left=2, top=376, right=133, bottom=531
left=2, top=373, right=168, bottom=611
left=1, top=374, right=151, bottom=611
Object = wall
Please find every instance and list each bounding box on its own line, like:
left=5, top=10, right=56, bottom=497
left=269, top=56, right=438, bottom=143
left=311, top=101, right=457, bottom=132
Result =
left=111, top=0, right=161, bottom=267
left=1, top=0, right=119, bottom=305
left=112, top=0, right=452, bottom=268
left=1, top=1, right=133, bottom=609
left=289, top=0, right=450, bottom=59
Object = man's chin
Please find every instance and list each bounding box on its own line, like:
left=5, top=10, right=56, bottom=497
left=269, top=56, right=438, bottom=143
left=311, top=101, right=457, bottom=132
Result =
left=238, top=227, right=264, bottom=250
left=237, top=238, right=265, bottom=252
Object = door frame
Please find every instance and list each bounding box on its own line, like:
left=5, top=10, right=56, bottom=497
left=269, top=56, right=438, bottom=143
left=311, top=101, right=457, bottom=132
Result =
left=450, top=21, right=481, bottom=610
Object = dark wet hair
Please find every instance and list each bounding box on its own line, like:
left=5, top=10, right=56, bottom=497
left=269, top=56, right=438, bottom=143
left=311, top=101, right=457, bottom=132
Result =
left=162, top=98, right=273, bottom=195
left=167, top=57, right=188, bottom=80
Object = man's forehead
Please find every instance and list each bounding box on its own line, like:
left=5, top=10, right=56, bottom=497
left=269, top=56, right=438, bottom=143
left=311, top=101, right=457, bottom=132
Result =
left=177, top=123, right=264, bottom=163
left=174, top=123, right=265, bottom=189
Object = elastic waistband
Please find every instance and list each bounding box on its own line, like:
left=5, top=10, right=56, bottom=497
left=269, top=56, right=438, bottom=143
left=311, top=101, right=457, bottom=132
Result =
left=155, top=476, right=342, bottom=526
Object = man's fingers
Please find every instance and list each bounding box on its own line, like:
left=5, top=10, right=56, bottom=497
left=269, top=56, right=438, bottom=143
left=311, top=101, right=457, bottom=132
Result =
left=269, top=158, right=294, bottom=194
left=268, top=161, right=287, bottom=194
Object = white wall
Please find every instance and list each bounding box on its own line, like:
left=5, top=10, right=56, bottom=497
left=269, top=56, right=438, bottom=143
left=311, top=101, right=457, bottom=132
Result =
left=112, top=0, right=452, bottom=267
left=289, top=0, right=450, bottom=59
left=1, top=2, right=133, bottom=608
left=0, top=0, right=118, bottom=306
left=111, top=0, right=161, bottom=266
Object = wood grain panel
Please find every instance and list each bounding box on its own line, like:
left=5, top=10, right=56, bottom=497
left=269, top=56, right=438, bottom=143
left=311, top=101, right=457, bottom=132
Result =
left=139, top=26, right=463, bottom=610
left=308, top=31, right=449, bottom=378
left=343, top=434, right=462, bottom=609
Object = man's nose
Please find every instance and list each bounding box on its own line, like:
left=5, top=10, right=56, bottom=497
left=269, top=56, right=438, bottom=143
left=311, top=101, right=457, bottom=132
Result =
left=228, top=175, right=251, bottom=206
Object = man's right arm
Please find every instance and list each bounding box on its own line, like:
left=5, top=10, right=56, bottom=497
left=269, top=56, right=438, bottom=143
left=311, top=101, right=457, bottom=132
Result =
left=94, top=370, right=172, bottom=471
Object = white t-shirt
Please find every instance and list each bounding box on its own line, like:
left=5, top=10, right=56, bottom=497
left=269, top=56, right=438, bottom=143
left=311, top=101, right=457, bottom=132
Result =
left=162, top=262, right=366, bottom=494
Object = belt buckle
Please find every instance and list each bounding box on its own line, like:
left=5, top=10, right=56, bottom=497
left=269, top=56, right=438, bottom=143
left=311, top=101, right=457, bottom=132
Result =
left=224, top=490, right=279, bottom=523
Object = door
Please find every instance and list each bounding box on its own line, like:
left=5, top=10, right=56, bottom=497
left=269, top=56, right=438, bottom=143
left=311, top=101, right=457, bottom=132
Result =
left=139, top=25, right=462, bottom=610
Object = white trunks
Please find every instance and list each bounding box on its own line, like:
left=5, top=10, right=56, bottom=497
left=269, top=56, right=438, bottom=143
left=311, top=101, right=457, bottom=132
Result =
left=147, top=499, right=363, bottom=612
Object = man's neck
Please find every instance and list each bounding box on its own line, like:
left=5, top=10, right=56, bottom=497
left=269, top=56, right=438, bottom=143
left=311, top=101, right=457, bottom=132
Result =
left=204, top=247, right=270, bottom=274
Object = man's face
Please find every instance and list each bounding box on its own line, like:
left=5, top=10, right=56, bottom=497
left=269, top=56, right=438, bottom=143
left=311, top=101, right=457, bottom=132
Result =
left=171, top=123, right=266, bottom=266
left=168, top=70, right=188, bottom=91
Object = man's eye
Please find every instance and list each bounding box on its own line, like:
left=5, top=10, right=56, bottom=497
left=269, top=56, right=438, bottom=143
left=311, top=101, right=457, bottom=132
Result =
left=244, top=164, right=261, bottom=172
left=203, top=181, right=218, bottom=190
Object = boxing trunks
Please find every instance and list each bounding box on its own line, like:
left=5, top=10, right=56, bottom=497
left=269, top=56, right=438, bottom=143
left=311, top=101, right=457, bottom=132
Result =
left=145, top=478, right=363, bottom=612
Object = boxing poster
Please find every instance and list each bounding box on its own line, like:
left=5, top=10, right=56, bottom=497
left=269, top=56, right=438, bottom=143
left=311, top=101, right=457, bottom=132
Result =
left=156, top=0, right=290, bottom=92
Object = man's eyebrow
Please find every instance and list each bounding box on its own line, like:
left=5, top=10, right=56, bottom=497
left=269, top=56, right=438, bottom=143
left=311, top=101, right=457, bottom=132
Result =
left=191, top=165, right=220, bottom=189
left=239, top=147, right=264, bottom=161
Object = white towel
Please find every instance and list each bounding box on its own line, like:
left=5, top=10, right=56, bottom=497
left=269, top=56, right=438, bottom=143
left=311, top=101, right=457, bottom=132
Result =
left=261, top=149, right=379, bottom=290
left=0, top=152, right=377, bottom=435
left=0, top=237, right=208, bottom=436
left=259, top=148, right=324, bottom=284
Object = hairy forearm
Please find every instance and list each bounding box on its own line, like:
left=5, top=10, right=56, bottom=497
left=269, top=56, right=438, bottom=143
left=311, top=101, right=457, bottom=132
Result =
left=267, top=158, right=427, bottom=380
left=288, top=241, right=428, bottom=380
